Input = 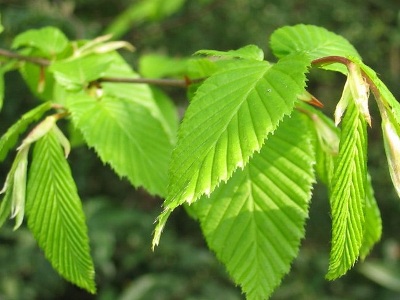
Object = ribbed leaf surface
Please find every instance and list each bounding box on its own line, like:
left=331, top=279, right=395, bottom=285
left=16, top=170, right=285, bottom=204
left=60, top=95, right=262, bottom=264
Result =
left=26, top=130, right=95, bottom=293
left=192, top=112, right=315, bottom=299
left=67, top=93, right=172, bottom=197
left=327, top=101, right=368, bottom=279
left=270, top=24, right=360, bottom=73
left=153, top=54, right=310, bottom=246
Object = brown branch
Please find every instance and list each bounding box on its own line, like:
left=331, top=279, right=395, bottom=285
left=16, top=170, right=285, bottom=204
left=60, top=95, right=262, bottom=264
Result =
left=98, top=76, right=205, bottom=87
left=0, top=48, right=50, bottom=66
left=0, top=47, right=205, bottom=88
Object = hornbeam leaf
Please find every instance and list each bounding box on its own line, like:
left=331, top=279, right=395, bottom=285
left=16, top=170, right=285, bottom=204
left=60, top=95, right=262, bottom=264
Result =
left=270, top=24, right=360, bottom=73
left=0, top=102, right=53, bottom=162
left=66, top=93, right=172, bottom=197
left=327, top=100, right=368, bottom=279
left=360, top=174, right=382, bottom=259
left=192, top=112, right=315, bottom=299
left=195, top=45, right=264, bottom=61
left=12, top=27, right=69, bottom=56
left=153, top=53, right=310, bottom=247
left=26, top=130, right=95, bottom=293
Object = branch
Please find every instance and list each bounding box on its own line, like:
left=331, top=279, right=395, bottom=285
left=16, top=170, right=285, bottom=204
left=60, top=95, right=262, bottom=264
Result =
left=98, top=76, right=205, bottom=87
left=0, top=47, right=205, bottom=88
left=0, top=48, right=50, bottom=66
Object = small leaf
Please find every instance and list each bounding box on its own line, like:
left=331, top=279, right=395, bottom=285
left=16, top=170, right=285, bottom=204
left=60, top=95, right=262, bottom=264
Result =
left=0, top=102, right=53, bottom=162
left=195, top=45, right=264, bottom=61
left=192, top=112, right=315, bottom=299
left=327, top=100, right=368, bottom=279
left=360, top=174, right=382, bottom=259
left=153, top=53, right=310, bottom=247
left=26, top=130, right=96, bottom=293
left=139, top=54, right=189, bottom=78
left=11, top=145, right=29, bottom=230
left=50, top=54, right=114, bottom=91
left=12, top=27, right=69, bottom=56
left=270, top=24, right=360, bottom=73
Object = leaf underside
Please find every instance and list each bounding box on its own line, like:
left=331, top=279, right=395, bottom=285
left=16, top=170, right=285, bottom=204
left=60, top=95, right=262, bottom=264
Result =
left=26, top=130, right=96, bottom=293
left=192, top=111, right=315, bottom=299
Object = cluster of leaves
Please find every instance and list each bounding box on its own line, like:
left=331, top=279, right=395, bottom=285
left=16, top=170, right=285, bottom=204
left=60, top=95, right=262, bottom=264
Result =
left=0, top=21, right=400, bottom=299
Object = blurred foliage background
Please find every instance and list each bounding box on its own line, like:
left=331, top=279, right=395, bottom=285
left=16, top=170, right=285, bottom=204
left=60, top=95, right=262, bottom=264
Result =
left=1, top=0, right=400, bottom=299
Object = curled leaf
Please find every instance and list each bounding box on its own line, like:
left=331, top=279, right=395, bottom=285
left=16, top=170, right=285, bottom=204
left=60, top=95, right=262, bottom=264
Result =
left=381, top=113, right=400, bottom=198
left=11, top=145, right=30, bottom=230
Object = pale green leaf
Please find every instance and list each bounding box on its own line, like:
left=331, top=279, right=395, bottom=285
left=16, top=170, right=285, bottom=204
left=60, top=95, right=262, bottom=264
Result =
left=100, top=52, right=178, bottom=144
left=153, top=53, right=310, bottom=247
left=26, top=130, right=95, bottom=293
left=50, top=54, right=113, bottom=91
left=300, top=103, right=339, bottom=186
left=12, top=27, right=69, bottom=56
left=327, top=100, right=368, bottom=279
left=0, top=187, right=12, bottom=227
left=195, top=45, right=264, bottom=61
left=139, top=54, right=189, bottom=78
left=360, top=174, right=382, bottom=259
left=66, top=92, right=172, bottom=197
left=0, top=102, right=53, bottom=161
left=19, top=59, right=56, bottom=100
left=270, top=24, right=360, bottom=73
left=192, top=112, right=315, bottom=299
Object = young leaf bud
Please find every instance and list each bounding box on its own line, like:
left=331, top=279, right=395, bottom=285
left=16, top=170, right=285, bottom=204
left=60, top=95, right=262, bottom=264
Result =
left=348, top=62, right=371, bottom=126
left=18, top=115, right=57, bottom=149
left=381, top=114, right=400, bottom=198
left=11, top=145, right=29, bottom=230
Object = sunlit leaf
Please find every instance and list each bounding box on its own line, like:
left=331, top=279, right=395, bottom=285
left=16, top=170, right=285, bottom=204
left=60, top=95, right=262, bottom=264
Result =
left=192, top=112, right=315, bottom=299
left=26, top=130, right=95, bottom=293
left=50, top=54, right=114, bottom=91
left=12, top=27, right=69, bottom=56
left=66, top=92, right=172, bottom=197
left=195, top=45, right=264, bottom=61
left=270, top=24, right=360, bottom=73
left=153, top=53, right=310, bottom=247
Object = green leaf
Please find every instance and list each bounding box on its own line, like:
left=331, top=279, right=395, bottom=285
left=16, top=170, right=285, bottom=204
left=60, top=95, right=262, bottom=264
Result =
left=139, top=54, right=189, bottom=78
left=12, top=27, right=69, bottom=56
left=300, top=103, right=339, bottom=186
left=270, top=24, right=360, bottom=73
left=0, top=102, right=53, bottom=162
left=50, top=54, right=114, bottom=91
left=195, top=45, right=264, bottom=61
left=153, top=53, right=310, bottom=247
left=19, top=59, right=56, bottom=101
left=192, top=112, right=315, bottom=299
left=66, top=92, right=172, bottom=197
left=360, top=174, right=382, bottom=259
left=26, top=130, right=95, bottom=293
left=327, top=100, right=368, bottom=279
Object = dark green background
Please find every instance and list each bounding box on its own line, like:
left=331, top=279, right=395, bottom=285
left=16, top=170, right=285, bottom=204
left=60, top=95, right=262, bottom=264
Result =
left=0, top=1, right=400, bottom=299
